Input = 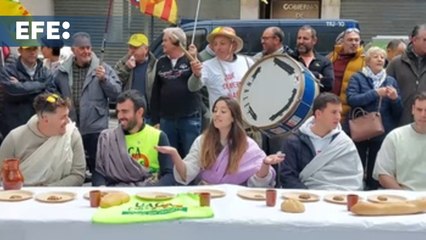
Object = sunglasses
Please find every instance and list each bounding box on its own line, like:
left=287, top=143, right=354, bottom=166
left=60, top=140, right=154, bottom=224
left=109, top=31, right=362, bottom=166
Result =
left=40, top=93, right=62, bottom=115
left=345, top=28, right=360, bottom=34
left=46, top=93, right=60, bottom=103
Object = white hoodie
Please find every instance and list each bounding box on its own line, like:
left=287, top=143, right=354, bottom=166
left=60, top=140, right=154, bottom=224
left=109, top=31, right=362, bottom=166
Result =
left=298, top=116, right=341, bottom=155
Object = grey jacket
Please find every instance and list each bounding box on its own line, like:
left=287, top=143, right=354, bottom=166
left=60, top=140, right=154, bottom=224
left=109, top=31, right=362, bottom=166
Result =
left=387, top=44, right=426, bottom=126
left=53, top=54, right=122, bottom=135
left=114, top=52, right=156, bottom=105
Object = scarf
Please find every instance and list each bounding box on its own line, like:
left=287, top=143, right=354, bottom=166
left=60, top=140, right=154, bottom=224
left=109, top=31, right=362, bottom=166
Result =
left=363, top=67, right=386, bottom=89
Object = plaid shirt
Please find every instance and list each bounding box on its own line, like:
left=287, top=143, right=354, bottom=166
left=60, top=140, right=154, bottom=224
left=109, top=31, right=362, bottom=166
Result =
left=71, top=61, right=89, bottom=116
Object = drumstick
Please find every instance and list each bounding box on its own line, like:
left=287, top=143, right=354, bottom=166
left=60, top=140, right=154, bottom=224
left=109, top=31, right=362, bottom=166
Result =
left=170, top=33, right=197, bottom=62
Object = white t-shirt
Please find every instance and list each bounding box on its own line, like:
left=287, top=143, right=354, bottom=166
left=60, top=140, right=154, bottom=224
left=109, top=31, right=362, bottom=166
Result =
left=201, top=55, right=253, bottom=108
left=373, top=124, right=426, bottom=190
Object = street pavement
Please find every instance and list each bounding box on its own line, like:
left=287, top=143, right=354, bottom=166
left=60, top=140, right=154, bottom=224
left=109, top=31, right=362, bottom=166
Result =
left=108, top=109, right=118, bottom=129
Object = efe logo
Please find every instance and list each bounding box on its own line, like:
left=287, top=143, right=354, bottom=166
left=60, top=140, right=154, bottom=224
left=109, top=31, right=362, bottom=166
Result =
left=16, top=21, right=70, bottom=40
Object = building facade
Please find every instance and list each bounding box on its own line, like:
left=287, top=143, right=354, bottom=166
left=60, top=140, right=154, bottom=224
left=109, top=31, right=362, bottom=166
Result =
left=19, top=0, right=426, bottom=65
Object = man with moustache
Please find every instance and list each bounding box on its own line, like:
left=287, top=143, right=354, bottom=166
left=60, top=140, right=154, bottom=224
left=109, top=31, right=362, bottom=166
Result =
left=94, top=90, right=175, bottom=186
left=279, top=93, right=363, bottom=190
left=329, top=28, right=364, bottom=120
left=0, top=93, right=86, bottom=186
left=291, top=25, right=334, bottom=92
left=52, top=32, right=122, bottom=179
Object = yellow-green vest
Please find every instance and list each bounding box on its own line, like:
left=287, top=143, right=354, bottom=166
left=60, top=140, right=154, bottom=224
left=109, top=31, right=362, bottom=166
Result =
left=125, top=124, right=160, bottom=173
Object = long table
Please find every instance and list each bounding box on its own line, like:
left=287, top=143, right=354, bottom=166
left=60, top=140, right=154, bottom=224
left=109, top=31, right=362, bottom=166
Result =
left=1, top=185, right=426, bottom=240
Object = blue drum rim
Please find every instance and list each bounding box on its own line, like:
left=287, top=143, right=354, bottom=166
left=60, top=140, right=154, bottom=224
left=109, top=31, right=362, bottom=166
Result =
left=238, top=54, right=303, bottom=128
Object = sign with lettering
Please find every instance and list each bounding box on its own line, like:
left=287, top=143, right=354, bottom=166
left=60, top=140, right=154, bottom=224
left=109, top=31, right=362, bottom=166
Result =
left=271, top=0, right=320, bottom=19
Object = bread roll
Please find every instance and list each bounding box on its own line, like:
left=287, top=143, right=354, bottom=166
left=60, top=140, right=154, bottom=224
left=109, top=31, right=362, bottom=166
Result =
left=350, top=201, right=421, bottom=216
left=281, top=199, right=305, bottom=213
left=100, top=192, right=130, bottom=208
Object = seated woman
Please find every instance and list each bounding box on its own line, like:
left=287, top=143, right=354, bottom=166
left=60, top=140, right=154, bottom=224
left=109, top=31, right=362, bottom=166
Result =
left=156, top=96, right=284, bottom=187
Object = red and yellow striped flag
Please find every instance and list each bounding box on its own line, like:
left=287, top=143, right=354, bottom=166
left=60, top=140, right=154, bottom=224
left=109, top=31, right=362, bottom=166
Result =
left=0, top=0, right=31, bottom=16
left=140, top=0, right=178, bottom=24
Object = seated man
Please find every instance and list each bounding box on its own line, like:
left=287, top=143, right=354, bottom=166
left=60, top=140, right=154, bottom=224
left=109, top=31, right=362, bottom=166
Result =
left=279, top=93, right=363, bottom=190
left=0, top=93, right=86, bottom=186
left=95, top=89, right=175, bottom=186
left=373, top=92, right=426, bottom=190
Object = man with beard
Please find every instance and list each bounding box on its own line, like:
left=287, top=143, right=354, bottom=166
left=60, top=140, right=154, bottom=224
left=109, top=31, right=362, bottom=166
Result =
left=291, top=25, right=334, bottom=93
left=252, top=26, right=293, bottom=62
left=94, top=90, right=175, bottom=186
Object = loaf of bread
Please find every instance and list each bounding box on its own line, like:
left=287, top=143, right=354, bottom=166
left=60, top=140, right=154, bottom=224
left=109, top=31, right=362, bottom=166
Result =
left=281, top=199, right=305, bottom=213
left=100, top=192, right=130, bottom=208
left=350, top=200, right=426, bottom=216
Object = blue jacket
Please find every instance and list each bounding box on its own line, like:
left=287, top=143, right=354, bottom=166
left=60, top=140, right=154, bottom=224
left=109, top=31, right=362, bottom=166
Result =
left=0, top=58, right=54, bottom=136
left=346, top=71, right=403, bottom=139
left=52, top=54, right=121, bottom=135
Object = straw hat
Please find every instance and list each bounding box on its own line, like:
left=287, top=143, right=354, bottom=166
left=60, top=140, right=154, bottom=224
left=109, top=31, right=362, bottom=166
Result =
left=207, top=26, right=243, bottom=53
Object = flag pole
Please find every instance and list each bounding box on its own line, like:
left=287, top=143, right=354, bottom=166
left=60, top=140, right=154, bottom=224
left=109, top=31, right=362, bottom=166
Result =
left=99, top=0, right=114, bottom=64
left=0, top=47, right=4, bottom=68
left=150, top=15, right=154, bottom=46
left=191, top=0, right=201, bottom=45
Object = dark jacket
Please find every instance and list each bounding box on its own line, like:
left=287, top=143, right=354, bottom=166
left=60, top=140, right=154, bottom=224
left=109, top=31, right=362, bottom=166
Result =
left=291, top=51, right=334, bottom=92
left=0, top=58, right=54, bottom=137
left=346, top=70, right=403, bottom=140
left=387, top=43, right=426, bottom=126
left=150, top=55, right=200, bottom=124
left=278, top=131, right=339, bottom=189
left=114, top=52, right=156, bottom=104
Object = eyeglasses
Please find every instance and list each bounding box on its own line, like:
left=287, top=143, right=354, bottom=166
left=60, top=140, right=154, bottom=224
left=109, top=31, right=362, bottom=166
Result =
left=261, top=36, right=276, bottom=41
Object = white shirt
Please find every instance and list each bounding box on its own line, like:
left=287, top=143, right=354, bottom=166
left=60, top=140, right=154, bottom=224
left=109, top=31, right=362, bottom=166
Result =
left=373, top=124, right=426, bottom=190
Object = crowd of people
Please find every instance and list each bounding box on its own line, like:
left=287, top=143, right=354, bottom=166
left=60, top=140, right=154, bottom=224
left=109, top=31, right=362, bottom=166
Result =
left=0, top=22, right=425, bottom=192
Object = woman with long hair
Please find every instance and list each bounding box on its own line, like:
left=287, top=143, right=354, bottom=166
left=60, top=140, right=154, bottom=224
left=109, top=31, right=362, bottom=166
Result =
left=156, top=96, right=284, bottom=187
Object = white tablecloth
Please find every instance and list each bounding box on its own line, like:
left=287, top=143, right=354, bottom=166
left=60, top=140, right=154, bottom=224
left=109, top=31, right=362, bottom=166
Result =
left=1, top=185, right=426, bottom=240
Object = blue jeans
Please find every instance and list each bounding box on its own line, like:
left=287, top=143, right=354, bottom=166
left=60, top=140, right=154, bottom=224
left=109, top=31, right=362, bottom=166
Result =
left=160, top=113, right=201, bottom=158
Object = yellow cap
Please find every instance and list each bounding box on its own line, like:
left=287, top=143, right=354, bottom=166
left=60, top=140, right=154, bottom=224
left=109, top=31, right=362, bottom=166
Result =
left=128, top=33, right=149, bottom=47
left=20, top=46, right=38, bottom=50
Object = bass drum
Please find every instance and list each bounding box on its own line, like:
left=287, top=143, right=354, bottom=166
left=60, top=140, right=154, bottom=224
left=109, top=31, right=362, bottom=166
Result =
left=238, top=54, right=319, bottom=137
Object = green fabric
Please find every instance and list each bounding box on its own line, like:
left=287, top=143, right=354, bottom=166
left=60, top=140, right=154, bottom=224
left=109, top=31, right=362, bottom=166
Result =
left=125, top=124, right=160, bottom=173
left=92, top=193, right=214, bottom=224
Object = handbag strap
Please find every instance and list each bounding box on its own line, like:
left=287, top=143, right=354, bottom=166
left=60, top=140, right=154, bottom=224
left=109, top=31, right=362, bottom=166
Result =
left=377, top=96, right=382, bottom=112
left=351, top=97, right=383, bottom=120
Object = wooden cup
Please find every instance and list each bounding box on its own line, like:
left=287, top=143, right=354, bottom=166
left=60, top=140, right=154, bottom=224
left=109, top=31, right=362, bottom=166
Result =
left=199, top=192, right=211, bottom=207
left=90, top=190, right=101, bottom=208
left=266, top=189, right=277, bottom=207
left=347, top=194, right=359, bottom=211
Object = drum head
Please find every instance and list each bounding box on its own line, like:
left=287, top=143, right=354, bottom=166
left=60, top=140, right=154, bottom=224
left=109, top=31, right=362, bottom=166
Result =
left=238, top=54, right=304, bottom=128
